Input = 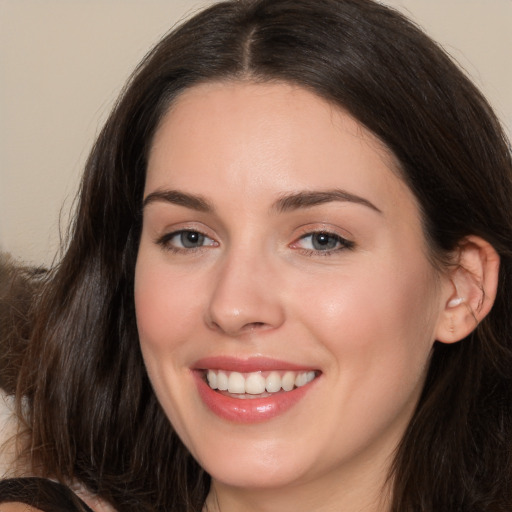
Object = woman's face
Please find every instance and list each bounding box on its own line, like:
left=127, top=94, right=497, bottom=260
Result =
left=135, top=81, right=450, bottom=497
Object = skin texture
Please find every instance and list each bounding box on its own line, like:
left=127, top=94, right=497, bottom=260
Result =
left=134, top=81, right=457, bottom=512
left=0, top=505, right=42, bottom=512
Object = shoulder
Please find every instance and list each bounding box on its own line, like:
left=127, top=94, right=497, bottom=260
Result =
left=0, top=478, right=100, bottom=512
left=0, top=504, right=43, bottom=512
left=72, top=485, right=117, bottom=512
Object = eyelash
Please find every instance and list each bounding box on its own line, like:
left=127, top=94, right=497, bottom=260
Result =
left=156, top=229, right=217, bottom=253
left=156, top=229, right=355, bottom=256
left=292, top=231, right=355, bottom=256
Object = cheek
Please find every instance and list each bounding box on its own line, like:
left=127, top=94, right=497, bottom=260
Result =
left=134, top=255, right=204, bottom=351
left=294, top=263, right=438, bottom=440
left=292, top=258, right=439, bottom=368
left=134, top=269, right=170, bottom=349
left=133, top=255, right=200, bottom=434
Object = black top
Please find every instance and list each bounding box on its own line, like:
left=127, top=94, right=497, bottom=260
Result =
left=0, top=477, right=95, bottom=511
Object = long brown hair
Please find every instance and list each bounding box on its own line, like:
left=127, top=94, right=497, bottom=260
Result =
left=14, top=1, right=512, bottom=510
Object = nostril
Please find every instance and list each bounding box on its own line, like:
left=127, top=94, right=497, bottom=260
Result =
left=208, top=320, right=270, bottom=336
left=245, top=322, right=267, bottom=331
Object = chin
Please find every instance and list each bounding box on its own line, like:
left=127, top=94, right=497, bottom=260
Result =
left=189, top=432, right=314, bottom=490
left=205, top=460, right=307, bottom=490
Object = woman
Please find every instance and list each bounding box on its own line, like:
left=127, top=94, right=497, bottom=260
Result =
left=1, top=0, right=511, bottom=510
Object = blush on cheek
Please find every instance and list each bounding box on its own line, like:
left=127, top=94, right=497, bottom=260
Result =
left=136, top=293, right=172, bottom=347
left=134, top=267, right=166, bottom=344
left=135, top=264, right=205, bottom=355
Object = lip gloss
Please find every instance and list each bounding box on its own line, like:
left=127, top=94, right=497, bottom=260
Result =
left=192, top=359, right=319, bottom=423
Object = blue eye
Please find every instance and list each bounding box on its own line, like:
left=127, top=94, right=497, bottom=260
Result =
left=177, top=231, right=206, bottom=248
left=159, top=230, right=216, bottom=251
left=297, top=232, right=353, bottom=252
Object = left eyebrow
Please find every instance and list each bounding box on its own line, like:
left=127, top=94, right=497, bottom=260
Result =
left=271, top=189, right=382, bottom=214
left=142, top=189, right=213, bottom=212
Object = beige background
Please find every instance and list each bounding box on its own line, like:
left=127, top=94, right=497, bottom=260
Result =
left=1, top=0, right=511, bottom=266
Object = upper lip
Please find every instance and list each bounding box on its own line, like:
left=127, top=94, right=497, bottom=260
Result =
left=193, top=356, right=317, bottom=373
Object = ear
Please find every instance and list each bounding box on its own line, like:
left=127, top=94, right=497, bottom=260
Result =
left=436, top=236, right=500, bottom=344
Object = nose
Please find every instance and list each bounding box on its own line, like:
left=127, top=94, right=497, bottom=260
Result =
left=205, top=250, right=285, bottom=336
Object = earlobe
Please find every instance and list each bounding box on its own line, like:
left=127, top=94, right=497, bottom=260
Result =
left=436, top=236, right=500, bottom=344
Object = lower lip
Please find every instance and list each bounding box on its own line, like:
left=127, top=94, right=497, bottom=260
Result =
left=193, top=372, right=317, bottom=423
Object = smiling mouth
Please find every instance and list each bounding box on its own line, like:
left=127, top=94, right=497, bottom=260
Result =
left=203, top=369, right=319, bottom=398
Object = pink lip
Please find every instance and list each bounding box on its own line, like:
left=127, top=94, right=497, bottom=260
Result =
left=191, top=357, right=320, bottom=424
left=193, top=356, right=315, bottom=373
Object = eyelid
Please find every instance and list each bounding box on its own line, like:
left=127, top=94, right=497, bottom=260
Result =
left=155, top=226, right=219, bottom=253
left=290, top=227, right=355, bottom=254
left=152, top=222, right=354, bottom=255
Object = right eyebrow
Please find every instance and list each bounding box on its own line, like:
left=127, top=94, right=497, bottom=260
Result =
left=271, top=189, right=382, bottom=214
left=142, top=189, right=213, bottom=212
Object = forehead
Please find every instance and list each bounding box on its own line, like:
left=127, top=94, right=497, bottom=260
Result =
left=146, top=80, right=416, bottom=222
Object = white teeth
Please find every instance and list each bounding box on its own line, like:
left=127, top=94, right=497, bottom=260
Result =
left=245, top=373, right=266, bottom=394
left=207, top=370, right=217, bottom=389
left=228, top=372, right=246, bottom=394
left=295, top=372, right=307, bottom=387
left=265, top=371, right=281, bottom=393
left=295, top=371, right=316, bottom=387
left=217, top=371, right=228, bottom=391
left=206, top=369, right=317, bottom=394
left=281, top=371, right=295, bottom=391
